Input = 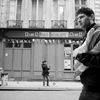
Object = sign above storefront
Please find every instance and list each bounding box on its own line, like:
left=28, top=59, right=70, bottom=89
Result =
left=5, top=30, right=83, bottom=39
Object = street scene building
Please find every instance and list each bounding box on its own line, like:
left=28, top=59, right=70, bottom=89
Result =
left=0, top=0, right=100, bottom=81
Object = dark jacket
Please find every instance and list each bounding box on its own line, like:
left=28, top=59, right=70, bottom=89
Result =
left=42, top=64, right=50, bottom=76
left=76, top=24, right=100, bottom=87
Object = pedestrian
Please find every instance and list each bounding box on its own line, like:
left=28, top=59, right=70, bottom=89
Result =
left=41, top=60, right=50, bottom=86
left=73, top=7, right=100, bottom=100
left=0, top=67, right=3, bottom=84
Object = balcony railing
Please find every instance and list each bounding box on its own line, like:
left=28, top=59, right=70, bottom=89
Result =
left=51, top=20, right=67, bottom=28
left=29, top=20, right=45, bottom=28
left=7, top=20, right=23, bottom=28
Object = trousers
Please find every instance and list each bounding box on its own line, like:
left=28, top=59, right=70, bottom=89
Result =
left=43, top=75, right=49, bottom=86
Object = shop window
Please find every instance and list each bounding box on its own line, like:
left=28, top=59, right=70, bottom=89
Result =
left=23, top=43, right=31, bottom=48
left=23, top=40, right=32, bottom=48
left=64, top=43, right=70, bottom=47
left=64, top=44, right=71, bottom=70
left=73, top=44, right=79, bottom=50
left=14, top=42, right=21, bottom=48
left=13, top=40, right=21, bottom=48
left=5, top=42, right=13, bottom=48
left=64, top=44, right=71, bottom=58
left=5, top=40, right=13, bottom=48
left=64, top=59, right=71, bottom=70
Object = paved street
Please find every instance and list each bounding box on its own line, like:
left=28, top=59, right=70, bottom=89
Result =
left=0, top=81, right=82, bottom=100
left=0, top=90, right=81, bottom=100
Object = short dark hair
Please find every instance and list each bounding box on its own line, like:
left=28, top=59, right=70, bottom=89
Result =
left=42, top=60, right=47, bottom=63
left=76, top=7, right=94, bottom=17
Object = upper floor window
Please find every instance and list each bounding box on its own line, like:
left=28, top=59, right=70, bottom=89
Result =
left=9, top=0, right=17, bottom=20
left=16, top=0, right=22, bottom=20
left=32, top=0, right=43, bottom=20
left=9, top=0, right=22, bottom=20
left=58, top=6, right=64, bottom=20
left=75, top=0, right=87, bottom=7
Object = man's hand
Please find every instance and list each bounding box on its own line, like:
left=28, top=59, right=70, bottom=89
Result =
left=74, top=69, right=82, bottom=79
left=74, top=64, right=87, bottom=78
left=74, top=60, right=81, bottom=69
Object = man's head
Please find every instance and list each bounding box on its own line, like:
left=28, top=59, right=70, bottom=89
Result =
left=42, top=60, right=47, bottom=64
left=76, top=7, right=95, bottom=29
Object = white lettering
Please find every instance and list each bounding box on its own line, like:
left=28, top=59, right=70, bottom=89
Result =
left=25, top=32, right=29, bottom=37
left=24, top=32, right=39, bottom=37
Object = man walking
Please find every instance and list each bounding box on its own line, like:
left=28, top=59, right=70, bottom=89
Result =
left=41, top=60, right=50, bottom=86
left=74, top=7, right=100, bottom=100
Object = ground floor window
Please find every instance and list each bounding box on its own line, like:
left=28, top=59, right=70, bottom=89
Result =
left=64, top=44, right=71, bottom=70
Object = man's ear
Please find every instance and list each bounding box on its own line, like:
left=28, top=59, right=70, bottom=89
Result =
left=89, top=14, right=95, bottom=21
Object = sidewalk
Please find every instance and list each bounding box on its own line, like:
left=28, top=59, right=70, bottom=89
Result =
left=0, top=81, right=83, bottom=91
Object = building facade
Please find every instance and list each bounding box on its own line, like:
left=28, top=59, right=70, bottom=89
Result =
left=0, top=0, right=100, bottom=81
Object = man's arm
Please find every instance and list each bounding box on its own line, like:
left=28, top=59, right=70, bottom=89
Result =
left=73, top=42, right=87, bottom=57
left=73, top=28, right=95, bottom=78
left=90, top=41, right=100, bottom=53
left=76, top=41, right=100, bottom=67
left=73, top=28, right=95, bottom=57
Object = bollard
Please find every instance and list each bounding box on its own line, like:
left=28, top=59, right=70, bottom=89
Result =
left=1, top=73, right=8, bottom=86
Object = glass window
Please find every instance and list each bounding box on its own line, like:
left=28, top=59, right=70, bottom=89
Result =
left=23, top=43, right=32, bottom=48
left=32, top=0, right=37, bottom=20
left=14, top=43, right=21, bottom=48
left=38, top=0, right=43, bottom=20
left=81, top=0, right=87, bottom=5
left=64, top=59, right=71, bottom=70
left=75, top=6, right=79, bottom=15
left=5, top=40, right=13, bottom=48
left=64, top=44, right=71, bottom=70
left=58, top=6, right=64, bottom=20
left=73, top=44, right=79, bottom=50
left=23, top=40, right=32, bottom=48
left=9, top=0, right=17, bottom=20
left=75, top=0, right=79, bottom=5
left=5, top=43, right=13, bottom=48
left=64, top=44, right=71, bottom=58
left=14, top=40, right=21, bottom=48
left=16, top=0, right=22, bottom=20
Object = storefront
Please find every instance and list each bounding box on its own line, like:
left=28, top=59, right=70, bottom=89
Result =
left=0, top=28, right=84, bottom=81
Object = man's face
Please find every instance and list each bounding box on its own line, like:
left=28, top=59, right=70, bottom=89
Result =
left=44, top=62, right=47, bottom=64
left=77, top=13, right=91, bottom=29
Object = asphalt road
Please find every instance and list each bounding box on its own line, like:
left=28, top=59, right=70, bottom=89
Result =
left=0, top=81, right=82, bottom=100
left=0, top=90, right=81, bottom=100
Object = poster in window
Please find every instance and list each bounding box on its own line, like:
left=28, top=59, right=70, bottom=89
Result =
left=64, top=59, right=71, bottom=69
